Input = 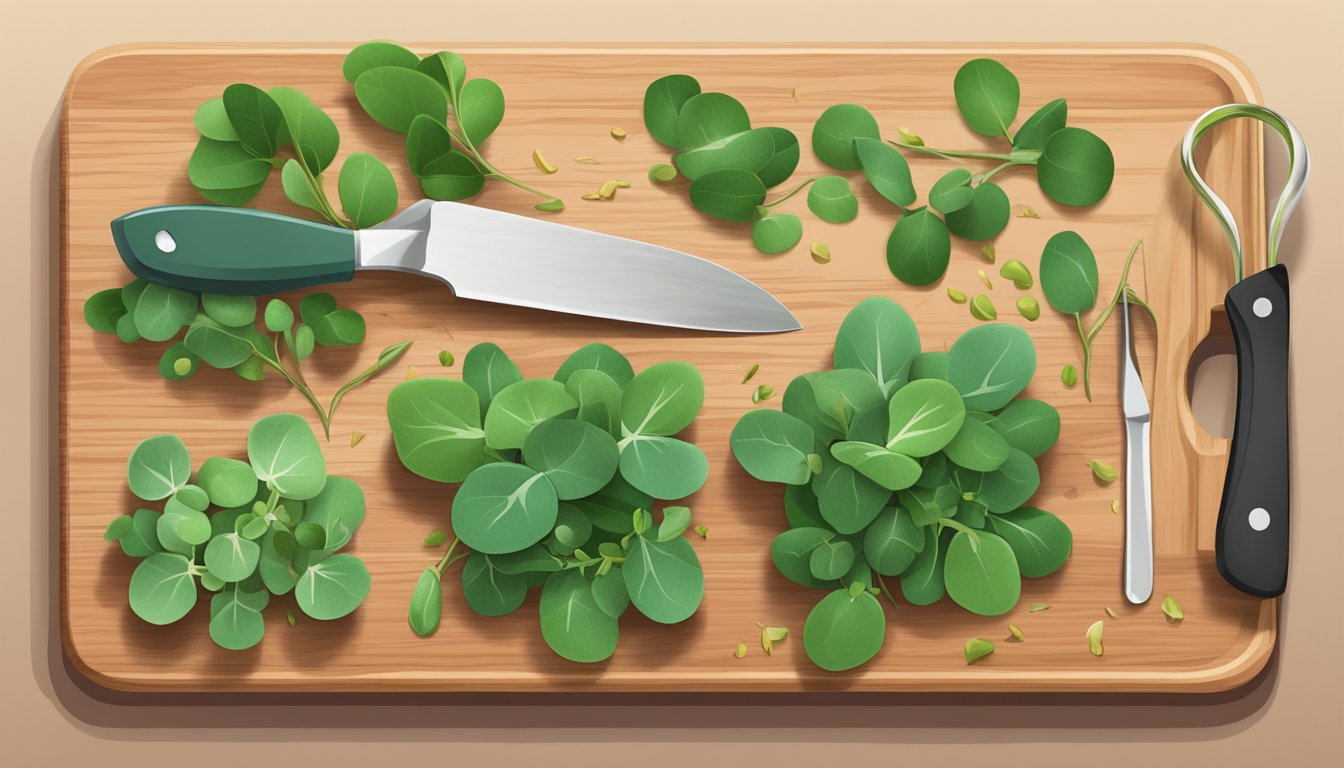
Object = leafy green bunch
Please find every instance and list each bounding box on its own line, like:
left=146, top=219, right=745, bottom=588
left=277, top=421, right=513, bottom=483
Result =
left=387, top=342, right=708, bottom=663
left=729, top=298, right=1071, bottom=671
left=84, top=281, right=410, bottom=436
left=103, top=414, right=372, bottom=651
left=344, top=41, right=563, bottom=212
left=642, top=74, right=808, bottom=254
left=190, top=81, right=398, bottom=228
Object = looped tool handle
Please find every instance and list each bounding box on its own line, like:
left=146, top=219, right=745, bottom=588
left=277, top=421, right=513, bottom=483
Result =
left=1181, top=105, right=1307, bottom=599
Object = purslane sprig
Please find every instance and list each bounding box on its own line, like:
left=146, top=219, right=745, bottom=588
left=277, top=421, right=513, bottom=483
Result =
left=83, top=283, right=410, bottom=437
left=389, top=342, right=708, bottom=662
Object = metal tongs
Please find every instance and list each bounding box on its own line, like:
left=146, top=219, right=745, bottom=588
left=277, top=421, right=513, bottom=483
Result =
left=1121, top=291, right=1152, bottom=604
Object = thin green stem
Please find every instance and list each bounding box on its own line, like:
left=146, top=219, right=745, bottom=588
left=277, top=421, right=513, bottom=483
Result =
left=1075, top=313, right=1094, bottom=401
left=976, top=161, right=1020, bottom=185
left=432, top=537, right=463, bottom=578
left=251, top=347, right=331, bottom=436
left=761, top=177, right=817, bottom=209
left=937, top=518, right=979, bottom=538
left=1125, top=285, right=1159, bottom=328
left=449, top=106, right=559, bottom=206
left=875, top=573, right=899, bottom=609
left=889, top=141, right=1018, bottom=162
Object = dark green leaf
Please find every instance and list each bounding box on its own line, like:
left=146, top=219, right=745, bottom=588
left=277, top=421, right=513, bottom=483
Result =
left=772, top=527, right=835, bottom=588
left=184, top=316, right=255, bottom=368
left=133, top=283, right=197, bottom=342
left=929, top=168, right=974, bottom=214
left=386, top=378, right=488, bottom=483
left=944, top=530, right=1021, bottom=615
left=807, top=176, right=858, bottom=223
left=782, top=369, right=885, bottom=448
left=688, top=168, right=766, bottom=222
left=462, top=342, right=522, bottom=416
left=418, top=51, right=467, bottom=100
left=675, top=92, right=751, bottom=149
left=458, top=78, right=505, bottom=145
left=885, top=378, right=967, bottom=456
left=899, top=526, right=948, bottom=605
left=591, top=571, right=630, bottom=619
left=751, top=213, right=803, bottom=254
left=785, top=484, right=829, bottom=530
left=408, top=567, right=443, bottom=637
left=730, top=409, right=816, bottom=485
left=803, top=588, right=885, bottom=671
left=674, top=128, right=772, bottom=181
left=354, top=66, right=450, bottom=134
left=222, top=83, right=284, bottom=159
left=338, top=153, right=397, bottom=228
left=886, top=208, right=952, bottom=286
left=829, top=442, right=921, bottom=491
left=554, top=343, right=634, bottom=388
left=564, top=369, right=623, bottom=437
left=128, top=553, right=197, bottom=625
left=755, top=127, right=802, bottom=188
left=946, top=324, right=1037, bottom=411
left=812, top=104, right=880, bottom=171
left=984, top=506, right=1072, bottom=577
left=988, top=400, right=1060, bottom=458
left=1039, top=230, right=1100, bottom=313
left=909, top=350, right=948, bottom=382
left=247, top=413, right=326, bottom=500
left=312, top=308, right=365, bottom=346
left=812, top=461, right=890, bottom=534
left=619, top=361, right=704, bottom=437
left=295, top=553, right=371, bottom=620
left=944, top=182, right=1010, bottom=241
left=270, top=86, right=340, bottom=174
left=1013, top=98, right=1067, bottom=151
left=854, top=137, right=915, bottom=207
left=623, top=534, right=704, bottom=623
left=953, top=58, right=1020, bottom=138
left=864, top=506, right=924, bottom=576
left=461, top=552, right=527, bottom=616
left=568, top=474, right=650, bottom=534
left=540, top=569, right=618, bottom=663
left=523, top=418, right=620, bottom=500
left=643, top=74, right=701, bottom=149
left=1037, top=127, right=1114, bottom=207
left=84, top=288, right=126, bottom=333
left=118, top=508, right=164, bottom=557
left=298, top=292, right=336, bottom=326
left=187, top=137, right=270, bottom=204
left=201, top=294, right=255, bottom=327
left=343, top=41, right=420, bottom=83
left=551, top=503, right=593, bottom=555
left=833, top=297, right=921, bottom=397
left=451, top=463, right=558, bottom=553
left=944, top=416, right=1011, bottom=472
left=809, top=537, right=855, bottom=581
left=974, top=449, right=1041, bottom=513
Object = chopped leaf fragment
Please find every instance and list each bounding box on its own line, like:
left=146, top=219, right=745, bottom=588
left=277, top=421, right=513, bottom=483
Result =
left=759, top=622, right=789, bottom=654
left=1018, top=206, right=1040, bottom=218
left=424, top=530, right=447, bottom=547
left=611, top=127, right=627, bottom=142
left=694, top=524, right=709, bottom=539
left=1007, top=623, right=1024, bottom=641
left=575, top=156, right=600, bottom=164
left=1104, top=606, right=1117, bottom=618
left=1161, top=594, right=1184, bottom=622
left=735, top=642, right=747, bottom=659
left=581, top=192, right=601, bottom=201
left=287, top=609, right=297, bottom=627
left=532, top=149, right=558, bottom=174
left=810, top=241, right=832, bottom=264
left=1029, top=602, right=1050, bottom=612
left=438, top=350, right=454, bottom=367
left=350, top=432, right=366, bottom=448
left=964, top=637, right=995, bottom=664
left=1061, top=364, right=1078, bottom=388
left=1088, top=459, right=1118, bottom=484
left=648, top=163, right=678, bottom=183
left=752, top=385, right=775, bottom=403
left=1111, top=499, right=1120, bottom=515
left=977, top=269, right=994, bottom=290
left=1086, top=620, right=1104, bottom=656
left=406, top=366, right=419, bottom=380
left=970, top=294, right=997, bottom=321
left=980, top=244, right=997, bottom=263
left=742, top=363, right=760, bottom=384
left=598, top=180, right=619, bottom=200
left=1016, top=297, right=1041, bottom=321
left=947, top=288, right=967, bottom=304
left=896, top=125, right=924, bottom=146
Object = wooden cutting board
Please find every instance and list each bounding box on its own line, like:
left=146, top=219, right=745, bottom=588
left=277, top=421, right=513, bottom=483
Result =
left=60, top=43, right=1274, bottom=693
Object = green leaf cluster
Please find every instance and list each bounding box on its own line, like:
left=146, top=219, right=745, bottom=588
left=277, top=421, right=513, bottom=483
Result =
left=103, top=414, right=371, bottom=650
left=642, top=74, right=805, bottom=254
left=729, top=298, right=1072, bottom=671
left=344, top=41, right=562, bottom=213
left=84, top=283, right=410, bottom=437
left=389, top=342, right=708, bottom=662
left=190, top=83, right=398, bottom=228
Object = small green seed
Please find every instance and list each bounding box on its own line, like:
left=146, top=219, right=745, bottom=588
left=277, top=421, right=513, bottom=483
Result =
left=438, top=350, right=454, bottom=367
left=947, top=288, right=967, bottom=304
left=1007, top=624, right=1024, bottom=641
left=172, top=357, right=192, bottom=376
left=752, top=384, right=775, bottom=404
left=648, top=163, right=678, bottom=183
left=1016, top=296, right=1040, bottom=321
left=694, top=524, right=709, bottom=539
left=810, top=241, right=831, bottom=264
left=964, top=638, right=995, bottom=664
left=1089, top=459, right=1119, bottom=484
left=424, top=530, right=447, bottom=547
left=286, top=609, right=297, bottom=627
left=981, top=244, right=996, bottom=263
left=999, top=258, right=1034, bottom=289
left=741, top=363, right=760, bottom=384
left=1061, top=364, right=1078, bottom=388
left=1162, top=594, right=1185, bottom=622
left=970, top=294, right=997, bottom=321
left=735, top=642, right=747, bottom=659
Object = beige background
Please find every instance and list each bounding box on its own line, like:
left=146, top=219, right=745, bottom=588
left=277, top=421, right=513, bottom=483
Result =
left=8, top=0, right=1343, bottom=763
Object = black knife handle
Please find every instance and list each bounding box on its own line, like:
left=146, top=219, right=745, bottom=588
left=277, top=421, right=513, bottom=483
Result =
left=1216, top=264, right=1290, bottom=597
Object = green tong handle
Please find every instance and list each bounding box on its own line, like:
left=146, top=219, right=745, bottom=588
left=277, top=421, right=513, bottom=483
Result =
left=111, top=205, right=358, bottom=295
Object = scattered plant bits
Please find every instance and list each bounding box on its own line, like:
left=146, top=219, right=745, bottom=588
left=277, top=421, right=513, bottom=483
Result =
left=424, top=530, right=448, bottom=547
left=286, top=610, right=297, bottom=626
left=1089, top=460, right=1118, bottom=484
left=1018, top=206, right=1040, bottom=218
left=532, top=149, right=558, bottom=174
left=84, top=286, right=410, bottom=437
left=1161, top=594, right=1184, bottom=622
left=810, top=241, right=832, bottom=264
left=742, top=364, right=761, bottom=384
left=104, top=415, right=371, bottom=650
left=964, top=638, right=995, bottom=664
left=947, top=288, right=968, bottom=304
left=345, top=42, right=563, bottom=212
left=1000, top=259, right=1033, bottom=289
left=1016, top=297, right=1041, bottom=321
left=970, top=294, right=997, bottom=321
left=976, top=270, right=994, bottom=290
left=695, top=524, right=710, bottom=539
left=1104, top=606, right=1117, bottom=618
left=1086, top=620, right=1104, bottom=656
left=439, top=350, right=455, bottom=367
left=729, top=297, right=1070, bottom=671
left=350, top=432, right=366, bottom=448
left=1061, top=364, right=1078, bottom=388
left=406, top=366, right=419, bottom=379
left=1029, top=602, right=1050, bottom=612
left=648, top=163, right=678, bottom=183
left=1111, top=499, right=1120, bottom=515
left=390, top=342, right=708, bottom=663
left=760, top=623, right=789, bottom=654
left=575, top=156, right=601, bottom=164
left=1007, top=623, right=1024, bottom=641
left=735, top=642, right=748, bottom=659
left=611, top=127, right=627, bottom=142
left=980, top=244, right=997, bottom=263
left=752, top=385, right=776, bottom=404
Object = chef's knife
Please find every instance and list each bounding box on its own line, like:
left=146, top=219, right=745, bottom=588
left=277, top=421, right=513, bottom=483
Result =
left=1180, top=104, right=1307, bottom=598
left=110, top=200, right=802, bottom=334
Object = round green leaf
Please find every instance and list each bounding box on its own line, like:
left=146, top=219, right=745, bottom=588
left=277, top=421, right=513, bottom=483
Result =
left=688, top=168, right=766, bottom=222
left=620, top=361, right=704, bottom=437
left=157, top=343, right=199, bottom=382
left=312, top=308, right=366, bottom=346
left=675, top=92, right=751, bottom=149
left=1037, top=127, right=1115, bottom=207
left=387, top=378, right=488, bottom=483
left=643, top=74, right=701, bottom=149
left=83, top=288, right=127, bottom=333
left=300, top=475, right=366, bottom=553
left=209, top=587, right=268, bottom=650
left=128, top=553, right=198, bottom=625
left=201, top=294, right=255, bottom=327
left=812, top=461, right=890, bottom=534
left=463, top=342, right=522, bottom=415
left=782, top=369, right=885, bottom=448
left=803, top=588, right=886, bottom=671
left=156, top=507, right=209, bottom=556
left=751, top=213, right=803, bottom=255
left=259, top=528, right=299, bottom=595
left=834, top=297, right=921, bottom=397
left=854, top=137, right=916, bottom=207
left=591, top=571, right=630, bottom=619
left=417, top=51, right=467, bottom=100
left=985, top=506, right=1072, bottom=578
left=1039, top=230, right=1100, bottom=314
left=885, top=378, right=967, bottom=456
left=944, top=530, right=1021, bottom=615
left=946, top=324, right=1037, bottom=412
left=565, top=369, right=623, bottom=437
left=343, top=41, right=420, bottom=83
left=132, top=283, right=197, bottom=342
left=193, top=97, right=237, bottom=142
left=127, top=434, right=191, bottom=501
left=953, top=58, right=1020, bottom=138
left=619, top=436, right=708, bottom=500
left=183, top=317, right=254, bottom=369
left=115, top=312, right=141, bottom=343
left=864, top=506, right=924, bottom=576
left=354, top=66, right=449, bottom=134
left=198, top=456, right=258, bottom=508
left=264, top=299, right=294, bottom=332
left=339, top=153, right=398, bottom=229
left=673, top=128, right=773, bottom=181
left=540, top=569, right=618, bottom=663
left=484, top=379, right=577, bottom=451
left=270, top=86, right=340, bottom=174
left=295, top=553, right=371, bottom=621
left=807, top=176, right=859, bottom=224
left=755, top=126, right=802, bottom=188
left=988, top=400, right=1060, bottom=457
left=204, top=532, right=261, bottom=583
left=1013, top=98, right=1067, bottom=151
left=222, top=83, right=285, bottom=159
left=104, top=514, right=134, bottom=542
left=944, top=182, right=1010, bottom=241
left=886, top=208, right=952, bottom=286
left=293, top=324, right=315, bottom=360
left=299, top=292, right=336, bottom=326
left=554, top=343, right=634, bottom=388
left=785, top=485, right=828, bottom=530
left=247, top=413, right=327, bottom=500
left=929, top=168, right=974, bottom=214
left=461, top=552, right=527, bottom=616
left=829, top=442, right=921, bottom=491
left=408, top=567, right=443, bottom=637
left=808, top=538, right=855, bottom=581
left=451, top=463, right=558, bottom=554
left=974, top=449, right=1042, bottom=513
left=772, top=527, right=835, bottom=587
left=730, top=409, right=816, bottom=486
left=458, top=78, right=505, bottom=145
left=294, top=521, right=326, bottom=550
left=187, top=137, right=270, bottom=204
left=551, top=502, right=593, bottom=554
left=900, top=527, right=949, bottom=605
left=523, top=418, right=620, bottom=500
left=623, top=534, right=704, bottom=624
left=944, top=416, right=1011, bottom=471
left=812, top=104, right=880, bottom=171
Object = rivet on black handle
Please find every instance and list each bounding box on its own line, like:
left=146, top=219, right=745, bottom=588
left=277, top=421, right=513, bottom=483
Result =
left=1216, top=264, right=1290, bottom=597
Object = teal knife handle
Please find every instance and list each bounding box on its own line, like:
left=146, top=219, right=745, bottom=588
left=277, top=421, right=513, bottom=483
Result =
left=111, top=205, right=357, bottom=296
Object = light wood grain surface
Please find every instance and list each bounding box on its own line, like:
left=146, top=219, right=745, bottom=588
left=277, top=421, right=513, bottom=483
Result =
left=60, top=44, right=1273, bottom=693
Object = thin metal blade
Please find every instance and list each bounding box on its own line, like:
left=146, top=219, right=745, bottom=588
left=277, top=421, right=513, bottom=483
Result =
left=1121, top=292, right=1150, bottom=422
left=357, top=200, right=800, bottom=333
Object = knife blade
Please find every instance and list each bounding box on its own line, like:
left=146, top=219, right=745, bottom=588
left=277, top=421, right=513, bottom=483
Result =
left=1121, top=290, right=1153, bottom=604
left=111, top=200, right=802, bottom=334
